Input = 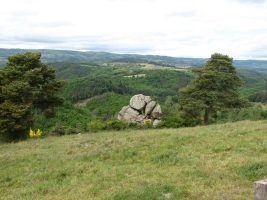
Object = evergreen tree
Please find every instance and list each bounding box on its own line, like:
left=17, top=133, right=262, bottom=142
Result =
left=179, top=53, right=243, bottom=125
left=0, top=52, right=64, bottom=140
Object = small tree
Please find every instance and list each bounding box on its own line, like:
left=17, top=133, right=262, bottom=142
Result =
left=0, top=52, right=64, bottom=140
left=179, top=53, right=243, bottom=125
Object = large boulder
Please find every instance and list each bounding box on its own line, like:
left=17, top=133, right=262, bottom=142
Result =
left=144, top=96, right=152, bottom=103
left=129, top=94, right=146, bottom=111
left=117, top=106, right=130, bottom=121
left=151, top=104, right=162, bottom=119
left=145, top=101, right=157, bottom=116
left=118, top=94, right=162, bottom=125
left=118, top=106, right=140, bottom=122
left=153, top=119, right=162, bottom=127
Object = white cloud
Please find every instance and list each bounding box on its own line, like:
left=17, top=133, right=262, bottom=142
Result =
left=0, top=0, right=267, bottom=59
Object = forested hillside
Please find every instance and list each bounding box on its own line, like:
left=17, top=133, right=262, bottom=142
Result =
left=1, top=51, right=267, bottom=138
left=1, top=48, right=267, bottom=68
left=31, top=58, right=267, bottom=134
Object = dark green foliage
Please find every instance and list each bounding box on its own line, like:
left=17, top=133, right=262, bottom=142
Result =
left=35, top=101, right=91, bottom=133
left=86, top=93, right=131, bottom=120
left=60, top=66, right=191, bottom=103
left=238, top=68, right=267, bottom=98
left=0, top=101, right=32, bottom=140
left=48, top=60, right=267, bottom=103
left=180, top=53, right=243, bottom=125
left=106, top=120, right=128, bottom=130
left=49, top=62, right=100, bottom=80
left=0, top=52, right=63, bottom=140
left=49, top=124, right=67, bottom=136
left=88, top=120, right=107, bottom=132
left=61, top=77, right=131, bottom=102
left=125, top=70, right=190, bottom=101
left=87, top=119, right=128, bottom=132
left=249, top=91, right=267, bottom=103
left=159, top=112, right=200, bottom=128
left=49, top=123, right=81, bottom=136
left=159, top=96, right=201, bottom=127
left=214, top=104, right=267, bottom=123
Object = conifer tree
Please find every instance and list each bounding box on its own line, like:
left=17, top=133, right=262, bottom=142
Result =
left=179, top=53, right=243, bottom=125
left=0, top=52, right=64, bottom=140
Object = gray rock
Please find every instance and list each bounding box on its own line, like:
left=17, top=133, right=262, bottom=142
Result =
left=118, top=106, right=129, bottom=120
left=153, top=119, right=161, bottom=127
left=145, top=101, right=157, bottom=116
left=118, top=106, right=141, bottom=122
left=151, top=104, right=162, bottom=119
left=136, top=114, right=145, bottom=122
left=118, top=94, right=163, bottom=124
left=144, top=96, right=152, bottom=103
left=129, top=94, right=146, bottom=111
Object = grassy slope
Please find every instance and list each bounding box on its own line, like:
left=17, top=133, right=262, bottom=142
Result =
left=1, top=120, right=267, bottom=200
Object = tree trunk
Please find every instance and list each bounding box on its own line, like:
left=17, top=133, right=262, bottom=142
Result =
left=204, top=109, right=209, bottom=125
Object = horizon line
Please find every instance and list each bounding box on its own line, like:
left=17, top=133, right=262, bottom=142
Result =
left=1, top=47, right=267, bottom=61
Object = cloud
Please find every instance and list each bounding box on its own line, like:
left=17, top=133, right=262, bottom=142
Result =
left=238, top=0, right=266, bottom=3
left=165, top=10, right=196, bottom=18
left=244, top=45, right=267, bottom=59
left=0, top=0, right=267, bottom=59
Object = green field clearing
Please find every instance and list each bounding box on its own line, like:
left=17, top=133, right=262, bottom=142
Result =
left=0, top=120, right=267, bottom=200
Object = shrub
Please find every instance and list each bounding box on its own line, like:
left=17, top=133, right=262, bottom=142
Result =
left=49, top=124, right=81, bottom=136
left=49, top=124, right=67, bottom=136
left=66, top=128, right=81, bottom=135
left=159, top=112, right=200, bottom=128
left=106, top=120, right=127, bottom=130
left=128, top=122, right=140, bottom=129
left=215, top=104, right=267, bottom=123
left=88, top=120, right=107, bottom=132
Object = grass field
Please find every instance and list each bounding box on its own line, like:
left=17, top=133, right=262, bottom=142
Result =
left=0, top=120, right=267, bottom=200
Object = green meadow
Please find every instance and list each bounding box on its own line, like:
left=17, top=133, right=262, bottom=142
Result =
left=1, top=120, right=267, bottom=200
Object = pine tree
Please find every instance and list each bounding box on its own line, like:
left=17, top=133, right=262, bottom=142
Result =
left=0, top=52, right=64, bottom=140
left=179, top=53, right=243, bottom=125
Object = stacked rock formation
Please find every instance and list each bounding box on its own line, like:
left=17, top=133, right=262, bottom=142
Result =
left=118, top=94, right=162, bottom=126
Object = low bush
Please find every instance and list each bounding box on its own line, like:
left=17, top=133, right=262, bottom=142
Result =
left=158, top=112, right=201, bottom=128
left=49, top=124, right=67, bottom=136
left=215, top=104, right=267, bottom=123
left=106, top=120, right=128, bottom=130
left=49, top=124, right=81, bottom=136
left=87, top=120, right=107, bottom=132
left=66, top=128, right=81, bottom=135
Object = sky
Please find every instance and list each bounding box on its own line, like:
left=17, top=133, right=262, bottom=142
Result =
left=0, top=0, right=267, bottom=59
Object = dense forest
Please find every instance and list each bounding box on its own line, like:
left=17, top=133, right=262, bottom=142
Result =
left=39, top=54, right=267, bottom=135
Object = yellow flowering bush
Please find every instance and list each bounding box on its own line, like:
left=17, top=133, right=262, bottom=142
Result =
left=29, top=128, right=42, bottom=138
left=143, top=118, right=152, bottom=125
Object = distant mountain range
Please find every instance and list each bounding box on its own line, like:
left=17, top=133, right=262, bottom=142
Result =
left=1, top=48, right=267, bottom=69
